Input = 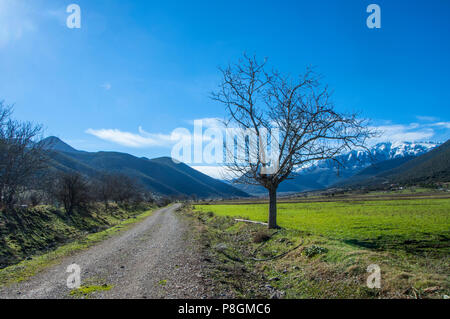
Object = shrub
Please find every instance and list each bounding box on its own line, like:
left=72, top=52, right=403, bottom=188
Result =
left=303, top=245, right=328, bottom=258
left=253, top=229, right=272, bottom=243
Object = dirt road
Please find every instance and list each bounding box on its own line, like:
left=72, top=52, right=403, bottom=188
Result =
left=0, top=204, right=211, bottom=299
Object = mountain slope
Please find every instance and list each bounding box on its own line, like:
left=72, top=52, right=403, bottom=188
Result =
left=43, top=137, right=249, bottom=199
left=379, top=140, right=450, bottom=184
left=40, top=136, right=81, bottom=153
left=334, top=156, right=416, bottom=187
left=232, top=172, right=327, bottom=195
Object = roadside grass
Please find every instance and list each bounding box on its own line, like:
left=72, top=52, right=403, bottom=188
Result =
left=190, top=198, right=450, bottom=299
left=70, top=284, right=113, bottom=298
left=159, top=279, right=167, bottom=286
left=0, top=208, right=156, bottom=287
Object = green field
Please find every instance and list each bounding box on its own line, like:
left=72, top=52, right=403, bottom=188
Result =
left=192, top=198, right=450, bottom=298
left=195, top=199, right=450, bottom=252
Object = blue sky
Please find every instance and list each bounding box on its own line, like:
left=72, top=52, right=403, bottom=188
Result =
left=1, top=0, right=449, bottom=173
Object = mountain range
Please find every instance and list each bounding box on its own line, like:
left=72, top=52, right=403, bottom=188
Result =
left=232, top=141, right=443, bottom=195
left=42, top=137, right=249, bottom=199
left=341, top=140, right=450, bottom=187
left=42, top=137, right=448, bottom=198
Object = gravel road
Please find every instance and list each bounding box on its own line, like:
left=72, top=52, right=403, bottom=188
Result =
left=0, top=204, right=212, bottom=299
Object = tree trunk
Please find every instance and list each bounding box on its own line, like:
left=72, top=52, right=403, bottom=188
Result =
left=268, top=186, right=278, bottom=229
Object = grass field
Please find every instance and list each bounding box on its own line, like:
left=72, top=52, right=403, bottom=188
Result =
left=195, top=199, right=450, bottom=252
left=192, top=197, right=450, bottom=298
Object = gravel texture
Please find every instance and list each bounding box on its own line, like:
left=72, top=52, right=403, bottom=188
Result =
left=0, top=204, right=213, bottom=299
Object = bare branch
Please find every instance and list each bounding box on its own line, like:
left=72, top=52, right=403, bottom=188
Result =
left=211, top=55, right=376, bottom=228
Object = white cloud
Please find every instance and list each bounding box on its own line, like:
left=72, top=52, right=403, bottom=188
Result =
left=85, top=128, right=174, bottom=148
left=370, top=123, right=435, bottom=144
left=433, top=122, right=450, bottom=129
left=101, top=83, right=112, bottom=90
left=370, top=117, right=450, bottom=144
left=86, top=118, right=223, bottom=149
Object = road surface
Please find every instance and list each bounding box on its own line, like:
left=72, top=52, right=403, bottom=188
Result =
left=0, top=204, right=211, bottom=299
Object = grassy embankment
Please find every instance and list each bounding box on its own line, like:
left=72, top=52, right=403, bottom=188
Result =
left=191, top=196, right=450, bottom=299
left=0, top=204, right=156, bottom=287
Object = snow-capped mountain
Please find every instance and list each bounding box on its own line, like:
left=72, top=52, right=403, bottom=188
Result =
left=301, top=141, right=439, bottom=173
left=369, top=141, right=439, bottom=159
left=233, top=141, right=441, bottom=195
left=293, top=141, right=440, bottom=189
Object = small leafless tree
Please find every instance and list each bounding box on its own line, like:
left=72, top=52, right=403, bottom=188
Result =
left=212, top=55, right=375, bottom=228
left=93, top=173, right=144, bottom=209
left=52, top=172, right=91, bottom=214
left=0, top=101, right=49, bottom=211
left=93, top=173, right=116, bottom=210
left=110, top=174, right=143, bottom=205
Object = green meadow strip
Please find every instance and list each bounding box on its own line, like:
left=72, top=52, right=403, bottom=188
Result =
left=194, top=199, right=450, bottom=250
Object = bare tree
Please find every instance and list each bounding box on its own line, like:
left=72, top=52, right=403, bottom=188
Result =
left=0, top=101, right=49, bottom=211
left=110, top=174, right=143, bottom=205
left=93, top=173, right=116, bottom=210
left=212, top=55, right=375, bottom=228
left=93, top=173, right=144, bottom=208
left=52, top=172, right=91, bottom=214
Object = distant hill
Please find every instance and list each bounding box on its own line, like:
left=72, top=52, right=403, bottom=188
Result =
left=232, top=172, right=326, bottom=196
left=40, top=136, right=81, bottom=153
left=335, top=156, right=416, bottom=187
left=42, top=137, right=249, bottom=199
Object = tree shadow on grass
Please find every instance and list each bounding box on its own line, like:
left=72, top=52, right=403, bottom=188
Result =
left=343, top=234, right=450, bottom=257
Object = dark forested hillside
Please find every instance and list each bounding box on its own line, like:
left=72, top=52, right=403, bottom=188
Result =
left=334, top=156, right=416, bottom=187
left=380, top=139, right=450, bottom=184
left=41, top=137, right=249, bottom=199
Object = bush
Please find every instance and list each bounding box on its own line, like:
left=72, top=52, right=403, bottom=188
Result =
left=253, top=229, right=272, bottom=243
left=51, top=172, right=92, bottom=214
left=303, top=245, right=328, bottom=258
